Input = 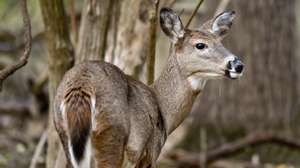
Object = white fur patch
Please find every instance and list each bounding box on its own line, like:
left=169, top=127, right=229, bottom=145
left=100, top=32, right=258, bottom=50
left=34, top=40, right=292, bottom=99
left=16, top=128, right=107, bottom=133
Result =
left=79, top=138, right=92, bottom=168
left=68, top=140, right=79, bottom=168
left=90, top=95, right=97, bottom=131
left=187, top=76, right=207, bottom=91
left=224, top=55, right=236, bottom=65
left=229, top=72, right=243, bottom=79
left=60, top=101, right=69, bottom=130
left=60, top=101, right=65, bottom=120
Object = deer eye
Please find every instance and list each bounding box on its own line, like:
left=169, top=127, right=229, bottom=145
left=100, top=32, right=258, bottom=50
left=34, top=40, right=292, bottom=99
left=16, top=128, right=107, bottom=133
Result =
left=195, top=43, right=207, bottom=50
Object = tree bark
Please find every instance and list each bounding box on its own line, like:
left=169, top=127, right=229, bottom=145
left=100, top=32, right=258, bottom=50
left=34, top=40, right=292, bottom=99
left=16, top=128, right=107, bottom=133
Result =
left=39, top=0, right=74, bottom=168
left=106, top=0, right=156, bottom=80
left=146, top=0, right=159, bottom=84
left=75, top=0, right=113, bottom=62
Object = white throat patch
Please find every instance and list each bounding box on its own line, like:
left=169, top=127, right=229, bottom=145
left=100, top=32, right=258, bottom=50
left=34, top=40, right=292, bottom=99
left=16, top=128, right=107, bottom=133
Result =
left=187, top=76, right=207, bottom=91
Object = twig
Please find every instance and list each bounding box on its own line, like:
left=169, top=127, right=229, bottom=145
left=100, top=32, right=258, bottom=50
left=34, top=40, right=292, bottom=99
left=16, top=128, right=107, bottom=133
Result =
left=185, top=0, right=204, bottom=29
left=178, top=9, right=185, bottom=17
left=147, top=0, right=160, bottom=85
left=168, top=131, right=300, bottom=167
left=69, top=0, right=78, bottom=44
left=29, top=132, right=47, bottom=168
left=0, top=0, right=32, bottom=91
left=214, top=0, right=230, bottom=16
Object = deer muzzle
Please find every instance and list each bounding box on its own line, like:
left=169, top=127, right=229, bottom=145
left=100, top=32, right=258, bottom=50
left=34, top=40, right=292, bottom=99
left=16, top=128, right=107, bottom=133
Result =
left=225, top=57, right=244, bottom=79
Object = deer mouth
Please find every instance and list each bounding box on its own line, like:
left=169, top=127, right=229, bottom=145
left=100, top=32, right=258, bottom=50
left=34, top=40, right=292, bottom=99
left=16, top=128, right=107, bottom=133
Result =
left=190, top=69, right=243, bottom=80
left=189, top=70, right=225, bottom=79
left=225, top=69, right=243, bottom=79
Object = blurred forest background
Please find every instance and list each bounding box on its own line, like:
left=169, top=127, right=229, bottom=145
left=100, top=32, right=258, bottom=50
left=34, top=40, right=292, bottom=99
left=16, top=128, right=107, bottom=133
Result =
left=0, top=0, right=299, bottom=168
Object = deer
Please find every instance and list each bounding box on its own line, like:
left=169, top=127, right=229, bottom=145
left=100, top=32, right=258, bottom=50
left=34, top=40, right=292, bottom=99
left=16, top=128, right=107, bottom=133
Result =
left=53, top=7, right=244, bottom=168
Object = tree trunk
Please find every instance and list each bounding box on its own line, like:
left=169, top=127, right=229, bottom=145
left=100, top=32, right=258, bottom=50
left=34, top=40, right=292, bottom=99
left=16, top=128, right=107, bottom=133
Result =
left=75, top=0, right=113, bottom=62
left=39, top=1, right=74, bottom=168
left=184, top=0, right=298, bottom=161
left=106, top=0, right=163, bottom=81
left=77, top=0, right=162, bottom=82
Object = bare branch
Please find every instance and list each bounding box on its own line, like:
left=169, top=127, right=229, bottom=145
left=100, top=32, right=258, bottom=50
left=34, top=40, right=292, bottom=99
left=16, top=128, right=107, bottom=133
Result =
left=169, top=131, right=300, bottom=167
left=0, top=0, right=32, bottom=91
left=69, top=0, right=78, bottom=44
left=29, top=132, right=47, bottom=168
left=185, top=0, right=204, bottom=29
left=147, top=0, right=160, bottom=85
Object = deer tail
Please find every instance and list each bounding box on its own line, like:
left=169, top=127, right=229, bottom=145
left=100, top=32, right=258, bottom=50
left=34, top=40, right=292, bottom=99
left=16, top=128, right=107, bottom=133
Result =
left=60, top=88, right=94, bottom=167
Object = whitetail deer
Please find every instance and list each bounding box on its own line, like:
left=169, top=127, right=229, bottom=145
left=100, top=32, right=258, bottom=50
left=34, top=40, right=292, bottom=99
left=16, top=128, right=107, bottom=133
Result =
left=54, top=8, right=244, bottom=168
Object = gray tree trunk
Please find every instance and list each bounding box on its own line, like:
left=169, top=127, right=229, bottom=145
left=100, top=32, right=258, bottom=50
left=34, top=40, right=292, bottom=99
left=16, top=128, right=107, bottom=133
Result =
left=75, top=0, right=113, bottom=62
left=39, top=0, right=74, bottom=168
left=106, top=0, right=153, bottom=81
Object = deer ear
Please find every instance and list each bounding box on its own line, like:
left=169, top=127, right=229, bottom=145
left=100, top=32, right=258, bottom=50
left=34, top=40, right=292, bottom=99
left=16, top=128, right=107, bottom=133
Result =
left=210, top=11, right=236, bottom=37
left=160, top=8, right=184, bottom=43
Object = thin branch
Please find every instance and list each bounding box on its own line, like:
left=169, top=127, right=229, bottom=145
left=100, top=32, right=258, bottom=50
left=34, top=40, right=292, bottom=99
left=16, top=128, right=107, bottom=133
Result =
left=29, top=132, right=47, bottom=168
left=185, top=0, right=204, bottom=29
left=0, top=0, right=32, bottom=91
left=168, top=131, right=300, bottom=167
left=147, top=0, right=160, bottom=85
left=214, top=0, right=230, bottom=16
left=69, top=0, right=78, bottom=44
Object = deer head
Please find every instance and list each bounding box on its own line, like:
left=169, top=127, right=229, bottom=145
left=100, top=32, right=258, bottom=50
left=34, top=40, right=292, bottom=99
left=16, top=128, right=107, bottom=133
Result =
left=160, top=8, right=244, bottom=91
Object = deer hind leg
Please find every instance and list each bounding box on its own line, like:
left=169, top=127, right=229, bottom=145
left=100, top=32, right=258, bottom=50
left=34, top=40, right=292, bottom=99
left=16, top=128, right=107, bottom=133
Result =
left=91, top=123, right=127, bottom=168
left=54, top=101, right=76, bottom=168
left=55, top=124, right=74, bottom=168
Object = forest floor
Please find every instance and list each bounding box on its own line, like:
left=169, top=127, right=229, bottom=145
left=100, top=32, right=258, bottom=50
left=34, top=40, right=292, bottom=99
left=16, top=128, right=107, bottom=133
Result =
left=0, top=112, right=298, bottom=168
left=0, top=111, right=46, bottom=168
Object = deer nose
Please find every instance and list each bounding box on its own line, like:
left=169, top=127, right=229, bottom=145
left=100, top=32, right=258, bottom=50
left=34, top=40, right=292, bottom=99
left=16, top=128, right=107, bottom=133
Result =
left=227, top=58, right=244, bottom=74
left=235, top=63, right=244, bottom=73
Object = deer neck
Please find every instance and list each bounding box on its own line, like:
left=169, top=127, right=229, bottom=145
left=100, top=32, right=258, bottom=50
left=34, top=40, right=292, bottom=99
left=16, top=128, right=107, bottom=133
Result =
left=152, top=51, right=206, bottom=135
